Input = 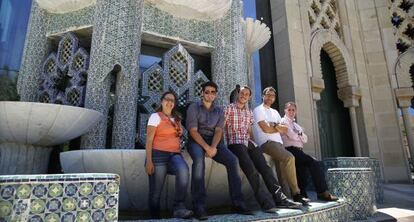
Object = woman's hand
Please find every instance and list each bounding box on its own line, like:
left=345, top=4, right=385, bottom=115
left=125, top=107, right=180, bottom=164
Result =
left=146, top=160, right=155, bottom=175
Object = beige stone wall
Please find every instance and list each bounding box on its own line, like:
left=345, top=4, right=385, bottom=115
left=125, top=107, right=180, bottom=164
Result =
left=269, top=0, right=318, bottom=158
left=269, top=0, right=411, bottom=182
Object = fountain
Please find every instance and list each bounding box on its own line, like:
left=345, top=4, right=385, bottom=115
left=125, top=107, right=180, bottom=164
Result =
left=0, top=101, right=102, bottom=174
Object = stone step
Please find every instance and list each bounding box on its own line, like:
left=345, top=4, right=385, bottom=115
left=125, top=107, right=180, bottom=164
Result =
left=121, top=199, right=349, bottom=221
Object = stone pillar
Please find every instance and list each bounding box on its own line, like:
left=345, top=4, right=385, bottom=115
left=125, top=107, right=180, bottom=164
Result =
left=338, top=86, right=362, bottom=157
left=395, top=88, right=414, bottom=162
left=17, top=2, right=49, bottom=102
left=212, top=0, right=247, bottom=106
left=81, top=0, right=144, bottom=149
left=311, top=77, right=325, bottom=159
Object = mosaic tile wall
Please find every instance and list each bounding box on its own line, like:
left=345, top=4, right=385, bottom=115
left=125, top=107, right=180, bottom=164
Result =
left=17, top=3, right=49, bottom=102
left=18, top=0, right=248, bottom=149
left=81, top=0, right=144, bottom=149
left=326, top=168, right=376, bottom=221
left=212, top=0, right=248, bottom=106
left=323, top=157, right=384, bottom=203
left=0, top=173, right=119, bottom=222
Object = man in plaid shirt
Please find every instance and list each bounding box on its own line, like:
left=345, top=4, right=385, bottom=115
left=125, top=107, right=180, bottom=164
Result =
left=224, top=86, right=301, bottom=211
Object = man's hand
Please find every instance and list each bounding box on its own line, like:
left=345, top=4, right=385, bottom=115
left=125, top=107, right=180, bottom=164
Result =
left=205, top=145, right=217, bottom=158
left=275, top=124, right=288, bottom=134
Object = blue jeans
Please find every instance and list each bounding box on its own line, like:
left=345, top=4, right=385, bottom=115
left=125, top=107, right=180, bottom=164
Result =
left=187, top=136, right=245, bottom=210
left=148, top=150, right=189, bottom=218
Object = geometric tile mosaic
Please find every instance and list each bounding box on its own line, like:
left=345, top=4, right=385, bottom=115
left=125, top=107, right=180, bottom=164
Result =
left=0, top=173, right=119, bottom=222
left=323, top=157, right=384, bottom=203
left=326, top=168, right=376, bottom=221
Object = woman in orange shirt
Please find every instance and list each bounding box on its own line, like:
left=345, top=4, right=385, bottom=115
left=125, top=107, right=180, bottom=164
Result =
left=145, top=91, right=193, bottom=219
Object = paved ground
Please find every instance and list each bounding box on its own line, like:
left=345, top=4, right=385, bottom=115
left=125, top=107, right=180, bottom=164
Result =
left=358, top=183, right=414, bottom=222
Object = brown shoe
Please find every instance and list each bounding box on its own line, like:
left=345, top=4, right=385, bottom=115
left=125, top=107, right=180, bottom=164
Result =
left=317, top=191, right=339, bottom=201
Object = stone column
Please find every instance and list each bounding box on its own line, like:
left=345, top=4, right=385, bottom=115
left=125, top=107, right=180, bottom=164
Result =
left=212, top=0, right=247, bottom=106
left=338, top=86, right=362, bottom=157
left=311, top=77, right=325, bottom=159
left=81, top=0, right=144, bottom=149
left=17, top=2, right=49, bottom=102
left=395, top=88, right=414, bottom=162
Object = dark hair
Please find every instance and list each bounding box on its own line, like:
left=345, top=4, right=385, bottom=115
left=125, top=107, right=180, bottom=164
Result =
left=262, top=86, right=276, bottom=95
left=239, top=85, right=252, bottom=96
left=201, top=81, right=218, bottom=92
left=156, top=91, right=182, bottom=121
left=284, top=101, right=297, bottom=109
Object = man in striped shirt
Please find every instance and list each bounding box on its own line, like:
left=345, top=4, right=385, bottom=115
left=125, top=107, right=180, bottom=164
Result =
left=224, top=86, right=301, bottom=211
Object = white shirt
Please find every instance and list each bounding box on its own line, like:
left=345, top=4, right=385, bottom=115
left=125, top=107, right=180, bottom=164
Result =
left=147, top=113, right=175, bottom=127
left=253, top=103, right=283, bottom=146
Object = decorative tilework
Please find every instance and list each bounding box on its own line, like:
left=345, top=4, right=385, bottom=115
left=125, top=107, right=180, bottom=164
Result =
left=0, top=173, right=119, bottom=222
left=326, top=168, right=375, bottom=220
left=323, top=157, right=384, bottom=203
left=81, top=0, right=144, bottom=149
left=17, top=2, right=49, bottom=102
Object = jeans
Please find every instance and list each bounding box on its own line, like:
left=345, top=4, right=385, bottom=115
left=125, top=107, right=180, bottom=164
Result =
left=148, top=150, right=189, bottom=218
left=286, top=146, right=328, bottom=196
left=229, top=143, right=287, bottom=209
left=187, top=136, right=245, bottom=210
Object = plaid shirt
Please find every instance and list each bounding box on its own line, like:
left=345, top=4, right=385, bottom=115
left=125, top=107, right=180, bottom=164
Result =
left=224, top=103, right=253, bottom=146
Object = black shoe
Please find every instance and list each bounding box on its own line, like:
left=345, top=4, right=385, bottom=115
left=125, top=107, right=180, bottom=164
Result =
left=194, top=208, right=208, bottom=220
left=232, top=204, right=255, bottom=215
left=317, top=191, right=339, bottom=201
left=293, top=194, right=311, bottom=205
left=275, top=198, right=302, bottom=209
left=173, top=209, right=193, bottom=219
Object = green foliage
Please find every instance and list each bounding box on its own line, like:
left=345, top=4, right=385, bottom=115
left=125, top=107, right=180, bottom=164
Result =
left=0, top=66, right=20, bottom=101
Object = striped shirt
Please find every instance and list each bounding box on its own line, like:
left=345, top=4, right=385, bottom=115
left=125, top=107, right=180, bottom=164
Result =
left=224, top=103, right=253, bottom=146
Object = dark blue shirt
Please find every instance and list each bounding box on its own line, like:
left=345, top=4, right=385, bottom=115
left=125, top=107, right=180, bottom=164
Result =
left=186, top=101, right=224, bottom=137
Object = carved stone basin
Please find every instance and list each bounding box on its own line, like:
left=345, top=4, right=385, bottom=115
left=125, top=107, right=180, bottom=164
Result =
left=0, top=101, right=103, bottom=174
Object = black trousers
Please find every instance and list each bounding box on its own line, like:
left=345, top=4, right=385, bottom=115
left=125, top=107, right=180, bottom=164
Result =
left=285, top=146, right=328, bottom=196
left=229, top=143, right=286, bottom=209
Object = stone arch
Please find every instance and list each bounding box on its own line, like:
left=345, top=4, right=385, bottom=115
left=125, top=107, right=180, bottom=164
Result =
left=395, top=47, right=414, bottom=89
left=310, top=29, right=360, bottom=107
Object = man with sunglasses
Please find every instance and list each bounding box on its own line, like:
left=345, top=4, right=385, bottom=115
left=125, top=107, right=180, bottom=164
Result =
left=224, top=86, right=301, bottom=212
left=252, top=87, right=310, bottom=205
left=186, top=81, right=252, bottom=220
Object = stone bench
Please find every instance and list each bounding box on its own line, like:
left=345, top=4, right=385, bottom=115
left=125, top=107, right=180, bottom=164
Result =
left=0, top=173, right=120, bottom=222
left=323, top=157, right=384, bottom=203
left=326, top=168, right=376, bottom=220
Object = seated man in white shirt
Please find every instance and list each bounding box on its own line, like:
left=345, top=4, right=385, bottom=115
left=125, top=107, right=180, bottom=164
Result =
left=281, top=101, right=338, bottom=201
left=252, top=87, right=309, bottom=205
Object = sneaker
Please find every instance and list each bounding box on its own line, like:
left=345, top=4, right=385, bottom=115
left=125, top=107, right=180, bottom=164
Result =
left=317, top=191, right=339, bottom=201
left=275, top=198, right=302, bottom=209
left=232, top=204, right=255, bottom=215
left=173, top=209, right=193, bottom=219
left=194, top=208, right=208, bottom=220
left=293, top=193, right=311, bottom=205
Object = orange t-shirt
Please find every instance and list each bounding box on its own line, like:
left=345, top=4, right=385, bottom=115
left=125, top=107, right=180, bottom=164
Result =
left=149, top=112, right=182, bottom=153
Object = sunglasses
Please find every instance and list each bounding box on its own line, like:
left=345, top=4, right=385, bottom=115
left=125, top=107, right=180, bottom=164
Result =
left=204, top=90, right=217, bottom=95
left=287, top=109, right=296, bottom=111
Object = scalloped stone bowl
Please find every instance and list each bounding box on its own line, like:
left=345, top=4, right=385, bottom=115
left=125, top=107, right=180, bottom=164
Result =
left=0, top=101, right=103, bottom=174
